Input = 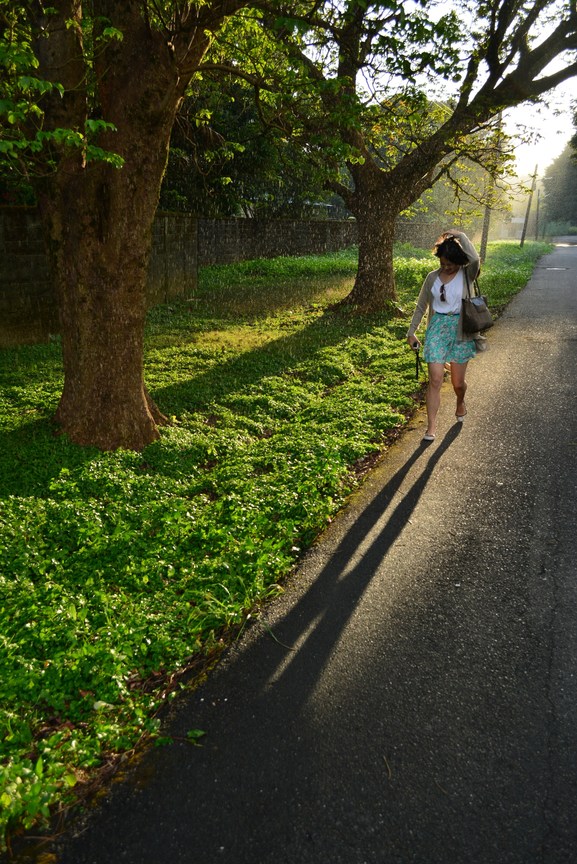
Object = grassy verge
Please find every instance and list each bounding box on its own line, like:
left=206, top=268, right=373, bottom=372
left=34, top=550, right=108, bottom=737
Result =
left=0, top=240, right=551, bottom=850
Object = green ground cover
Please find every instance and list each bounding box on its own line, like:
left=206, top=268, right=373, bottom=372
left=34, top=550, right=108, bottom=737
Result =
left=0, top=240, right=551, bottom=849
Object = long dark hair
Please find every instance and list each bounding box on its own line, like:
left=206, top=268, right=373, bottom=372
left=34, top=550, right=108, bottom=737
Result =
left=433, top=233, right=470, bottom=266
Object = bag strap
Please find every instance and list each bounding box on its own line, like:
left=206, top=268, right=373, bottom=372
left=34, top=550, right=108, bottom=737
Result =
left=415, top=347, right=427, bottom=381
left=464, top=269, right=480, bottom=299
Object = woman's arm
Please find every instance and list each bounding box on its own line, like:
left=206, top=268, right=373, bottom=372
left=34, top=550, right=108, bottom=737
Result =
left=450, top=229, right=480, bottom=280
left=406, top=273, right=434, bottom=347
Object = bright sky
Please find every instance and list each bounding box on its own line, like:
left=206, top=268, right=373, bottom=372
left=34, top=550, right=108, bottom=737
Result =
left=503, top=83, right=576, bottom=179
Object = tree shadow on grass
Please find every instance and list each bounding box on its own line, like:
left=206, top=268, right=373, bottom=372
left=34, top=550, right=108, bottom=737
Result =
left=0, top=418, right=97, bottom=499
left=191, top=274, right=354, bottom=321
left=0, top=306, right=411, bottom=498
left=150, top=307, right=409, bottom=417
left=0, top=310, right=411, bottom=497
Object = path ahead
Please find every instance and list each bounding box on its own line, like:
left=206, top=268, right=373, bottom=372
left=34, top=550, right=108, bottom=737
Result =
left=55, top=243, right=577, bottom=864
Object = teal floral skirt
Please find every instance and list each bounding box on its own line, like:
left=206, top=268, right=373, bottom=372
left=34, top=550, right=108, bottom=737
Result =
left=424, top=313, right=476, bottom=364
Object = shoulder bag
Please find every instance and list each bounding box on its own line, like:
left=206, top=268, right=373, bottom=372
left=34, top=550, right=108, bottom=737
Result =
left=462, top=272, right=493, bottom=333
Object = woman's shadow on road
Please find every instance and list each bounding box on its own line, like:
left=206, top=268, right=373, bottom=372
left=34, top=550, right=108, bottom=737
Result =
left=227, top=423, right=462, bottom=712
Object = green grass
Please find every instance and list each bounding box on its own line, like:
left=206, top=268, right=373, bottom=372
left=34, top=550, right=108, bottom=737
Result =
left=0, top=239, right=551, bottom=849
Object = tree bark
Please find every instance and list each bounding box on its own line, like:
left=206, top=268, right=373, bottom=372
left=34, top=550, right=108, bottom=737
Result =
left=37, top=164, right=169, bottom=450
left=345, top=204, right=398, bottom=311
left=29, top=2, right=221, bottom=450
left=35, top=118, right=176, bottom=450
left=338, top=167, right=403, bottom=312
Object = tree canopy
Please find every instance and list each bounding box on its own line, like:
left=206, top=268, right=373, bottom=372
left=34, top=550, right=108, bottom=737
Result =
left=207, top=0, right=577, bottom=308
left=542, top=144, right=577, bottom=228
left=160, top=79, right=338, bottom=217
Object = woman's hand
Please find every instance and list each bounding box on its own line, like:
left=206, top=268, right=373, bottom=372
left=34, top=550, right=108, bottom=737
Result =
left=407, top=335, right=421, bottom=350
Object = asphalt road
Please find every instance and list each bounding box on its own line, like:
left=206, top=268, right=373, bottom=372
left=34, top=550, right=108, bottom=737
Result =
left=49, top=241, right=577, bottom=864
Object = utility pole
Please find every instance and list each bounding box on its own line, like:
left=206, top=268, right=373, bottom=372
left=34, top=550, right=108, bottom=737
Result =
left=520, top=165, right=538, bottom=247
left=480, top=200, right=491, bottom=264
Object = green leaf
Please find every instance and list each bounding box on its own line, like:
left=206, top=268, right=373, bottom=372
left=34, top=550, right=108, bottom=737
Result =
left=186, top=729, right=206, bottom=745
left=101, top=27, right=124, bottom=42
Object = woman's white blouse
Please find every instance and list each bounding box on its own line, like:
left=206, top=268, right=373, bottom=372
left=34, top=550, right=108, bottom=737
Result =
left=431, top=269, right=464, bottom=314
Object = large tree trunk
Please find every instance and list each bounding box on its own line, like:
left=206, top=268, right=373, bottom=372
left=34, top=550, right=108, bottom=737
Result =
left=340, top=178, right=401, bottom=312
left=37, top=164, right=169, bottom=450
left=30, top=1, right=216, bottom=450
left=36, top=121, right=176, bottom=450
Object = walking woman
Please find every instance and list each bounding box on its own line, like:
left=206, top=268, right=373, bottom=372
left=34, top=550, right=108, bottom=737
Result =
left=406, top=230, right=482, bottom=442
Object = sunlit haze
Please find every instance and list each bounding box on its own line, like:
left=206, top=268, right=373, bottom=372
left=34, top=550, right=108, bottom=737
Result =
left=503, top=83, right=575, bottom=179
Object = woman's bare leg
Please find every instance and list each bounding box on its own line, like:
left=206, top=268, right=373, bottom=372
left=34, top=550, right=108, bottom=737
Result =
left=425, top=363, right=445, bottom=435
left=450, top=362, right=468, bottom=417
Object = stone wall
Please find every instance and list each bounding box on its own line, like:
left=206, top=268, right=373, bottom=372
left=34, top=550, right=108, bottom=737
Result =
left=198, top=218, right=358, bottom=265
left=0, top=207, right=57, bottom=347
left=394, top=221, right=440, bottom=250
left=196, top=219, right=441, bottom=264
left=0, top=207, right=198, bottom=347
left=148, top=212, right=197, bottom=303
